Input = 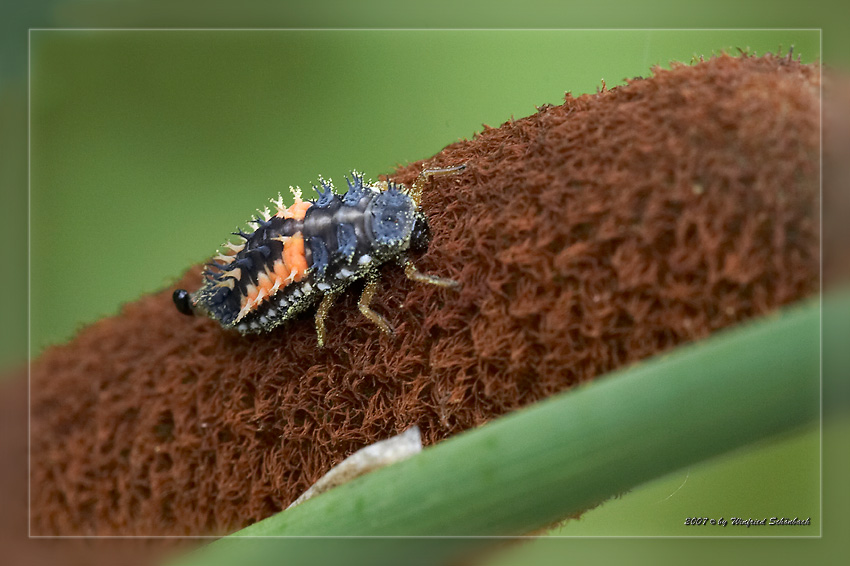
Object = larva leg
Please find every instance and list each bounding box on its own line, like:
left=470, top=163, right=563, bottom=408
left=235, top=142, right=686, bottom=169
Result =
left=358, top=275, right=394, bottom=336
left=315, top=289, right=341, bottom=347
left=402, top=258, right=460, bottom=288
left=409, top=163, right=467, bottom=205
left=418, top=163, right=467, bottom=180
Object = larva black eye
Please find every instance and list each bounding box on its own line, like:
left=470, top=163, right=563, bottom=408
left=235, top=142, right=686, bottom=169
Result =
left=409, top=215, right=431, bottom=253
left=173, top=289, right=194, bottom=316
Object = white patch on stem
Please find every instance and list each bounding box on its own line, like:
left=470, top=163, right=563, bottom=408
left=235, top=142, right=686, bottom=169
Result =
left=287, top=426, right=423, bottom=509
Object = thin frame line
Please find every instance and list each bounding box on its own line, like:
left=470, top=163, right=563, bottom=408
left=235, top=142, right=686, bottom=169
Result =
left=26, top=27, right=824, bottom=540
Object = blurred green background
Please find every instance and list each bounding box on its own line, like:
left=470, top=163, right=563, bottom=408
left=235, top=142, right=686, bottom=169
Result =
left=23, top=29, right=822, bottom=541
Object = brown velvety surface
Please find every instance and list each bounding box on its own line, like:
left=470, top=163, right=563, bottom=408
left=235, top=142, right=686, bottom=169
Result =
left=1, top=375, right=178, bottom=566
left=30, top=53, right=820, bottom=536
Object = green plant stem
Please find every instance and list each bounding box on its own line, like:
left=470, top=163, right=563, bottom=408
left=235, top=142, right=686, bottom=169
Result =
left=175, top=295, right=826, bottom=564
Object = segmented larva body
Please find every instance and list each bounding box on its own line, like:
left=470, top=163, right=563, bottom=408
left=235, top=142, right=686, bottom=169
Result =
left=173, top=165, right=466, bottom=346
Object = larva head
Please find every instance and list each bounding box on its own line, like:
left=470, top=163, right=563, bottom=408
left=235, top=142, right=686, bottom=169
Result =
left=409, top=212, right=431, bottom=253
left=368, top=183, right=419, bottom=254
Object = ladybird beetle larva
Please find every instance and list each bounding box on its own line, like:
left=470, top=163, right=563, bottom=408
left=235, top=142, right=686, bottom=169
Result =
left=173, top=164, right=467, bottom=347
